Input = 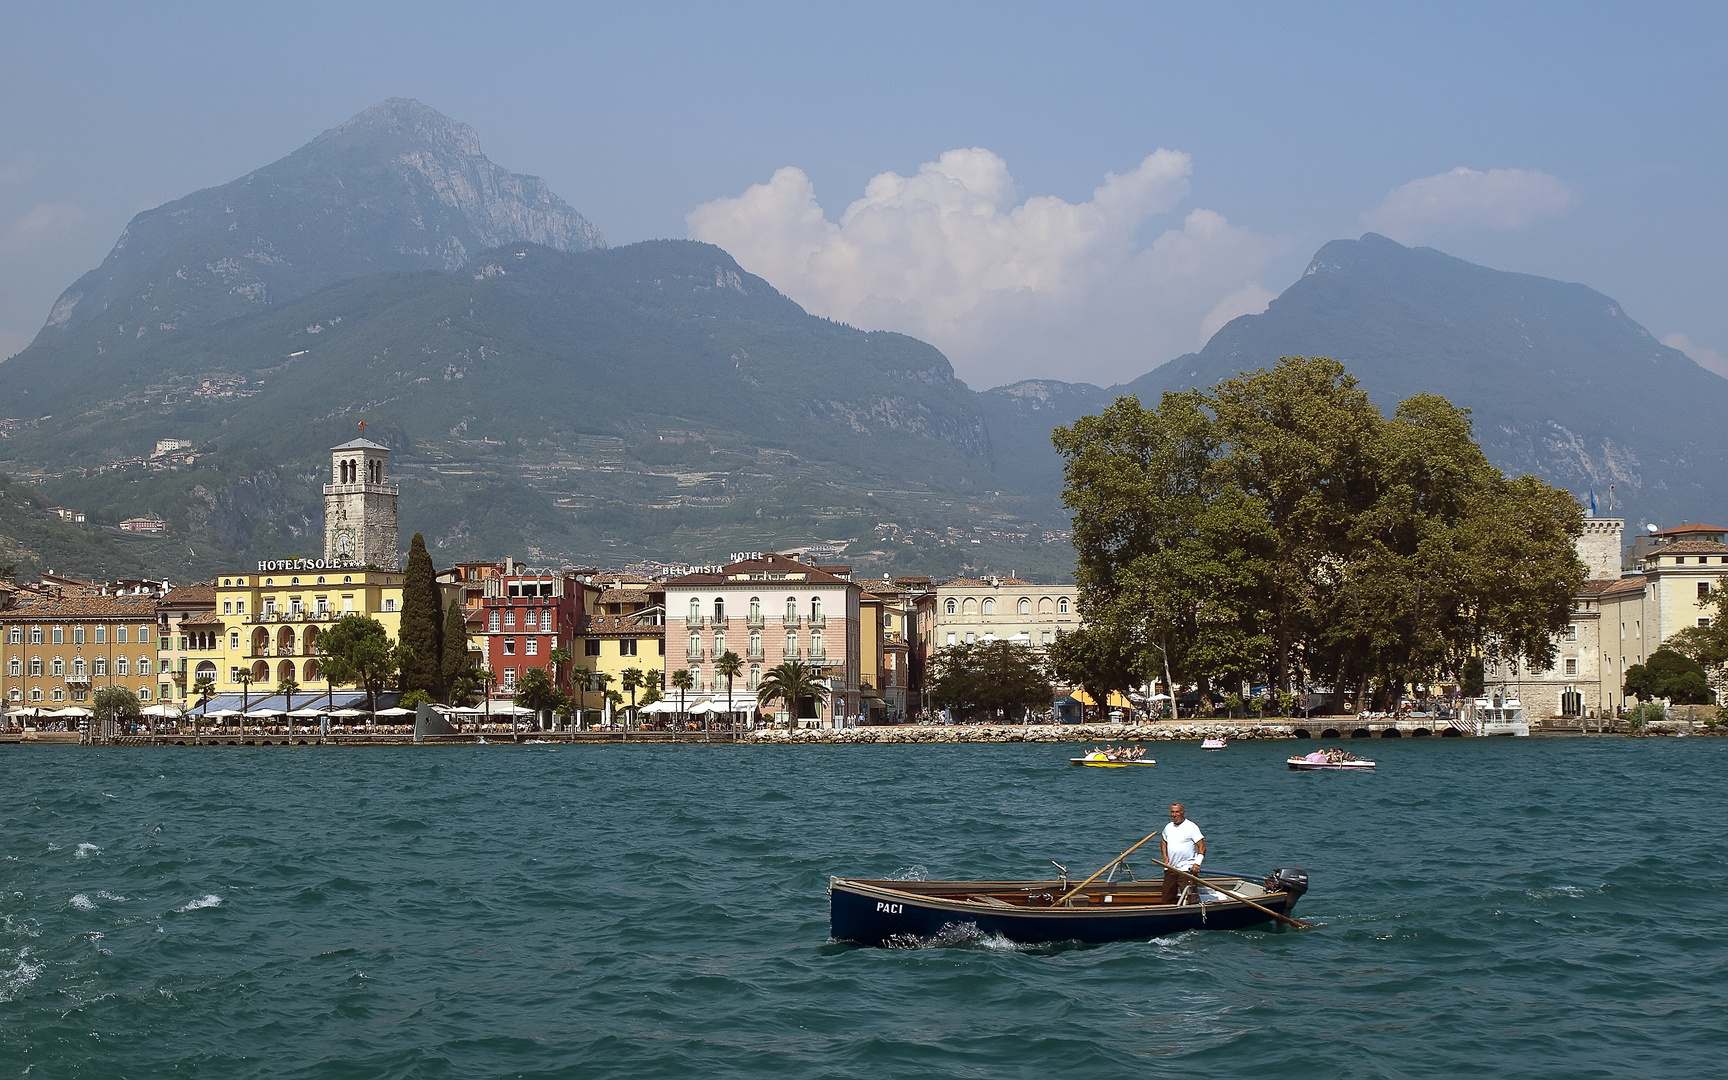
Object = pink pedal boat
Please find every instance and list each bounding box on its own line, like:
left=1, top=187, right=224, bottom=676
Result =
left=1287, top=751, right=1376, bottom=771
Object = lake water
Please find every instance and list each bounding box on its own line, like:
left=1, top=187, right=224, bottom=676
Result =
left=3, top=738, right=1724, bottom=1078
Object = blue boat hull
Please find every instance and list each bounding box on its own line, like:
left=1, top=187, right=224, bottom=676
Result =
left=829, top=877, right=1302, bottom=947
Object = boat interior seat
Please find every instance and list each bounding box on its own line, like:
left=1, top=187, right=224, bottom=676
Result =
left=969, top=894, right=1015, bottom=908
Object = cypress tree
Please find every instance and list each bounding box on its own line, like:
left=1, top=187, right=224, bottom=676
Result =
left=440, top=597, right=470, bottom=699
left=398, top=532, right=442, bottom=697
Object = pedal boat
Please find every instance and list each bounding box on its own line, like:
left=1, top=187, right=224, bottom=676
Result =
left=1201, top=738, right=1227, bottom=749
left=1287, top=755, right=1375, bottom=771
left=829, top=869, right=1308, bottom=947
left=1069, top=753, right=1156, bottom=767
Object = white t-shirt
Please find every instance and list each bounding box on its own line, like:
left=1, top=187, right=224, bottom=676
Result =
left=1162, top=819, right=1204, bottom=870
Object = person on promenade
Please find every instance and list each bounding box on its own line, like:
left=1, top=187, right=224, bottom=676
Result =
left=1160, top=802, right=1205, bottom=904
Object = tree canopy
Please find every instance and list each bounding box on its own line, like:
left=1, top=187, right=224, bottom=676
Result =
left=1053, top=356, right=1586, bottom=707
left=398, top=533, right=443, bottom=698
left=926, top=640, right=1053, bottom=718
left=318, top=614, right=401, bottom=714
left=1623, top=647, right=1714, bottom=705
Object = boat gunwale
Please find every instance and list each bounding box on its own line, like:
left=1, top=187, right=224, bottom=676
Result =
left=830, top=875, right=1291, bottom=919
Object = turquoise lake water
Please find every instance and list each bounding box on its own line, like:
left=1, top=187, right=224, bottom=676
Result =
left=3, top=738, right=1724, bottom=1078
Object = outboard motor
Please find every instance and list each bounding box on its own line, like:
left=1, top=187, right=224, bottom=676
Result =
left=1264, top=867, right=1309, bottom=900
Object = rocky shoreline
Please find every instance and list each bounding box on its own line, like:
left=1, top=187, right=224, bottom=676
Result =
left=743, top=722, right=1301, bottom=744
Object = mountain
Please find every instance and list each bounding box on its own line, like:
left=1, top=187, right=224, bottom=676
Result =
left=20, top=98, right=601, bottom=403
left=983, top=234, right=1728, bottom=527
left=0, top=238, right=1070, bottom=578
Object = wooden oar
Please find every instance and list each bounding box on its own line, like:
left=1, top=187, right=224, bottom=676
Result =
left=1150, top=856, right=1312, bottom=930
left=1054, top=830, right=1161, bottom=905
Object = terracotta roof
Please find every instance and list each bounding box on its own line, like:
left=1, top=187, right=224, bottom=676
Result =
left=598, top=587, right=658, bottom=604
left=938, top=576, right=1047, bottom=589
left=585, top=614, right=666, bottom=636
left=1647, top=541, right=1728, bottom=556
left=160, top=584, right=216, bottom=608
left=1654, top=524, right=1728, bottom=536
left=666, top=552, right=856, bottom=587
left=1585, top=575, right=1648, bottom=598
left=1, top=593, right=162, bottom=619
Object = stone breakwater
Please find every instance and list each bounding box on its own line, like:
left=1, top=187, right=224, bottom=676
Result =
left=744, top=723, right=1300, bottom=744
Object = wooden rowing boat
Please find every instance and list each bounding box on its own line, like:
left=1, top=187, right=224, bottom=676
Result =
left=829, top=868, right=1309, bottom=946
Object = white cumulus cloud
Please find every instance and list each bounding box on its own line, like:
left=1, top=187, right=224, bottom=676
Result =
left=1368, top=166, right=1574, bottom=242
left=687, top=148, right=1279, bottom=387
left=1662, top=332, right=1728, bottom=380
left=9, top=202, right=87, bottom=244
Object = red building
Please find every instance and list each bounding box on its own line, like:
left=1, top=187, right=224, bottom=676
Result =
left=474, top=566, right=597, bottom=698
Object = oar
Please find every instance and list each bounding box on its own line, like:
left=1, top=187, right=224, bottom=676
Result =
left=1150, top=856, right=1312, bottom=930
left=1053, top=831, right=1161, bottom=905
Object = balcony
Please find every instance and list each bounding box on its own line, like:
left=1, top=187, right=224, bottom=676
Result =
left=745, top=614, right=765, bottom=629
left=685, top=647, right=707, bottom=663
left=746, top=647, right=764, bottom=661
left=808, top=615, right=826, bottom=629
left=785, top=646, right=802, bottom=660
left=782, top=615, right=801, bottom=628
left=708, top=615, right=729, bottom=629
left=66, top=673, right=92, bottom=687
left=807, top=649, right=828, bottom=663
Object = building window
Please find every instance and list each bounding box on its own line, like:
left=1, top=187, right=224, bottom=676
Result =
left=1058, top=597, right=1070, bottom=614
left=540, top=610, right=553, bottom=632
left=503, top=638, right=516, bottom=655
left=945, top=598, right=957, bottom=615
left=223, top=601, right=233, bottom=614
left=50, top=657, right=64, bottom=676
left=691, top=632, right=703, bottom=656
left=138, top=686, right=151, bottom=701
left=620, top=639, right=638, bottom=657
left=95, top=626, right=106, bottom=643
left=230, top=631, right=240, bottom=649
left=28, top=657, right=42, bottom=677
left=1700, top=582, right=1712, bottom=599
left=526, top=637, right=538, bottom=656
left=714, top=598, right=725, bottom=621
left=117, top=627, right=128, bottom=643
left=1564, top=658, right=1577, bottom=676
left=29, top=626, right=42, bottom=645
left=384, top=599, right=396, bottom=612
left=93, top=658, right=107, bottom=676
left=749, top=665, right=761, bottom=689
left=236, top=601, right=245, bottom=614
left=786, top=631, right=798, bottom=655
left=982, top=598, right=994, bottom=615
left=584, top=638, right=601, bottom=657
left=73, top=626, right=84, bottom=644
left=750, top=597, right=761, bottom=619
left=139, top=657, right=153, bottom=675
left=29, top=687, right=42, bottom=702
left=116, top=658, right=129, bottom=676
left=1018, top=598, right=1030, bottom=615
left=1042, top=629, right=1054, bottom=644
left=5, top=627, right=18, bottom=644
left=489, top=610, right=501, bottom=632
left=50, top=687, right=64, bottom=702
left=504, top=609, right=516, bottom=629
left=785, top=597, right=798, bottom=621
left=52, top=626, right=63, bottom=644
left=139, top=626, right=151, bottom=643
left=714, top=631, right=725, bottom=656
left=1701, top=617, right=1713, bottom=628
left=946, top=633, right=956, bottom=646
left=1563, top=625, right=1577, bottom=642
left=690, top=598, right=702, bottom=622
left=502, top=668, right=517, bottom=691
left=6, top=658, right=18, bottom=676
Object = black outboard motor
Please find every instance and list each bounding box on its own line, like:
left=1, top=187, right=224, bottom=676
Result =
left=1264, top=867, right=1309, bottom=900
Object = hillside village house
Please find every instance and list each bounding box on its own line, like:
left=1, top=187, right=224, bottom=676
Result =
left=664, top=553, right=863, bottom=726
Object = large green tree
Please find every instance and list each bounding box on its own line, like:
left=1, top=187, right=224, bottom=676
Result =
left=925, top=640, right=1054, bottom=721
left=397, top=533, right=442, bottom=698
left=1624, top=647, right=1714, bottom=705
left=439, top=598, right=470, bottom=698
left=1055, top=356, right=1585, bottom=709
left=318, top=614, right=402, bottom=717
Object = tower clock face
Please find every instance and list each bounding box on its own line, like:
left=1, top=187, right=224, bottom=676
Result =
left=335, top=530, right=354, bottom=558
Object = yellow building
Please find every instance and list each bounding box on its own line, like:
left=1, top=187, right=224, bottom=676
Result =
left=207, top=568, right=403, bottom=694
left=577, top=581, right=664, bottom=718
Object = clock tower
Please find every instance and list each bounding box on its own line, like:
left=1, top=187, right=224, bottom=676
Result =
left=324, top=435, right=400, bottom=569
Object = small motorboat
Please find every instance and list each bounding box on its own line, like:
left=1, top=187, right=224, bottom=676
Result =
left=829, top=867, right=1309, bottom=946
left=1069, top=751, right=1156, bottom=767
left=1287, top=752, right=1375, bottom=771
left=1201, top=737, right=1227, bottom=750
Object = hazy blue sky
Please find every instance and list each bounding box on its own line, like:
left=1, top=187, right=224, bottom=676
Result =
left=2, top=2, right=1723, bottom=388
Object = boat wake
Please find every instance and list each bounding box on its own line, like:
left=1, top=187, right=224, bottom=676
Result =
left=175, top=894, right=222, bottom=913
left=888, top=865, right=929, bottom=882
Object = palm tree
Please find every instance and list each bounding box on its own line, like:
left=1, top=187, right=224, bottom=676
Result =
left=276, top=674, right=300, bottom=735
left=193, top=674, right=216, bottom=739
left=715, top=651, right=744, bottom=729
left=757, top=659, right=830, bottom=729
left=621, top=667, right=643, bottom=728
left=567, top=665, right=592, bottom=728
left=548, top=646, right=571, bottom=689
left=670, top=668, right=693, bottom=727
left=236, top=670, right=253, bottom=738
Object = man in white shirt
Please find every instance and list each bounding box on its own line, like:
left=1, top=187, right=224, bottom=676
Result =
left=1160, top=802, right=1206, bottom=904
